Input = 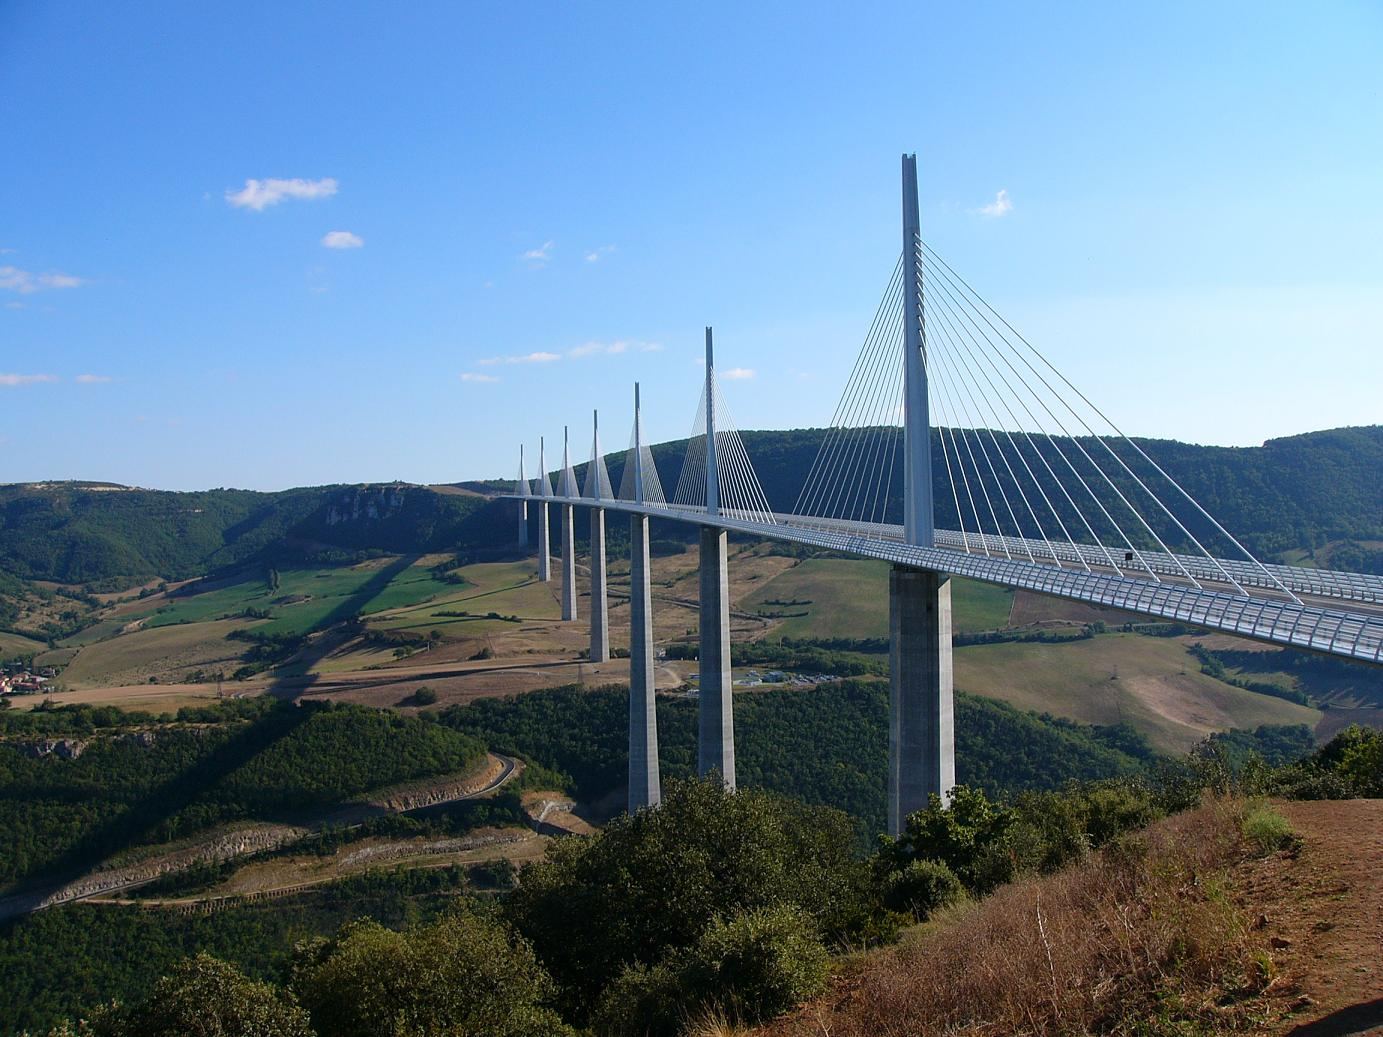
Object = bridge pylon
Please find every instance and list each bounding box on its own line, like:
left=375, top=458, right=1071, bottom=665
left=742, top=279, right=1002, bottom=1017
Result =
left=698, top=328, right=735, bottom=788
left=536, top=436, right=551, bottom=582
left=891, top=154, right=955, bottom=833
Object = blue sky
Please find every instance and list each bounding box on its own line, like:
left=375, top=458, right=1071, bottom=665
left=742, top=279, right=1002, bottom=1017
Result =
left=2, top=1, right=1380, bottom=491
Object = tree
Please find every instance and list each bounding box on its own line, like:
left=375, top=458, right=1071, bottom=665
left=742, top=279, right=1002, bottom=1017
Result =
left=292, top=911, right=573, bottom=1037
left=102, top=953, right=311, bottom=1037
left=504, top=778, right=872, bottom=1017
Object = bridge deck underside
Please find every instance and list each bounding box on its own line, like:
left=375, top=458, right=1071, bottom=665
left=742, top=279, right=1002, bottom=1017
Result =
left=508, top=494, right=1383, bottom=665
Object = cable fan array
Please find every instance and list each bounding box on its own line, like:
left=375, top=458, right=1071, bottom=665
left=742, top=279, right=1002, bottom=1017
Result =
left=616, top=401, right=668, bottom=506
left=672, top=372, right=776, bottom=524
left=794, top=242, right=1297, bottom=601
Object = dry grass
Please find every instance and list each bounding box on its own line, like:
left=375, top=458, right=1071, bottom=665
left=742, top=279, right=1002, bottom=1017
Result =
left=766, top=800, right=1270, bottom=1036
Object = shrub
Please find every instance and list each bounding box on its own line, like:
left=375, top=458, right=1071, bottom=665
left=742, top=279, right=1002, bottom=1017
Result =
left=100, top=953, right=312, bottom=1037
left=881, top=859, right=965, bottom=920
left=411, top=686, right=438, bottom=706
left=593, top=905, right=829, bottom=1036
left=1241, top=803, right=1296, bottom=856
left=293, top=912, right=573, bottom=1037
left=679, top=905, right=830, bottom=1024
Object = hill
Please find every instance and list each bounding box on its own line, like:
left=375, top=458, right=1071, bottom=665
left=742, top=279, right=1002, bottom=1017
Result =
left=0, top=425, right=1378, bottom=596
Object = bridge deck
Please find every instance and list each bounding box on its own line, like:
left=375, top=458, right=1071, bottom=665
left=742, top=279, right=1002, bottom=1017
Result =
left=506, top=494, right=1383, bottom=665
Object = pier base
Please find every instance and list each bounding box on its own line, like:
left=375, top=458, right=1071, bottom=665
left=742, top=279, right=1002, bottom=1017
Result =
left=888, top=566, right=955, bottom=835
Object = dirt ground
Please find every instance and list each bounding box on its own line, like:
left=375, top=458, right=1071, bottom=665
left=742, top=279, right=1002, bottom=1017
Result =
left=1250, top=799, right=1383, bottom=1035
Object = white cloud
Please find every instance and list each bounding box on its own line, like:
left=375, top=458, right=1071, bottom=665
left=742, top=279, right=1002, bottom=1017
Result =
left=75, top=373, right=113, bottom=384
left=568, top=339, right=660, bottom=358
left=521, top=241, right=554, bottom=266
left=0, top=373, right=58, bottom=387
left=978, top=189, right=1013, bottom=218
left=460, top=372, right=500, bottom=383
left=0, top=247, right=15, bottom=255
left=478, top=351, right=562, bottom=366
left=721, top=367, right=755, bottom=380
left=225, top=177, right=338, bottom=211
left=4, top=302, right=24, bottom=310
left=321, top=230, right=363, bottom=249
left=0, top=265, right=85, bottom=294
left=584, top=245, right=616, bottom=263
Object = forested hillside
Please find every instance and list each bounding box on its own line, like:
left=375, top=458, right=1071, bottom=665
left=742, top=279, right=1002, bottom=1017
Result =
left=442, top=681, right=1150, bottom=842
left=1, top=425, right=1377, bottom=590
left=0, top=483, right=505, bottom=587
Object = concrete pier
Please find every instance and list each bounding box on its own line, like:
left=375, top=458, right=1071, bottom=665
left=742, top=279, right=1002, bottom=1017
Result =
left=536, top=501, right=551, bottom=582
left=517, top=500, right=529, bottom=548
left=628, top=513, right=660, bottom=811
left=697, top=527, right=735, bottom=788
left=888, top=566, right=955, bottom=835
left=561, top=504, right=577, bottom=621
left=589, top=507, right=609, bottom=662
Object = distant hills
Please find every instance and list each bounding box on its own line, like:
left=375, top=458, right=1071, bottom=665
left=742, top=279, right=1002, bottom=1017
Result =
left=0, top=425, right=1378, bottom=590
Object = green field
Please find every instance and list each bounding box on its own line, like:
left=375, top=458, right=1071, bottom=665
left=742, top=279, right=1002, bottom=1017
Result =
left=742, top=558, right=1013, bottom=639
left=0, top=630, right=47, bottom=658
left=365, top=560, right=558, bottom=634
left=98, top=558, right=464, bottom=640
left=955, top=632, right=1322, bottom=754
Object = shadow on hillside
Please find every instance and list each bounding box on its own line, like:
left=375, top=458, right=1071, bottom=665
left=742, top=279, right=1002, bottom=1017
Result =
left=1286, top=998, right=1383, bottom=1036
left=264, top=554, right=421, bottom=702
left=20, top=703, right=314, bottom=894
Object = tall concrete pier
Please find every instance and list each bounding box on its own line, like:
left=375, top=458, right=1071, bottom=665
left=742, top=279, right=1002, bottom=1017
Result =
left=536, top=501, right=551, bottom=581
left=589, top=507, right=608, bottom=661
left=888, top=566, right=955, bottom=833
left=561, top=504, right=577, bottom=621
left=628, top=513, right=660, bottom=810
left=698, top=529, right=735, bottom=786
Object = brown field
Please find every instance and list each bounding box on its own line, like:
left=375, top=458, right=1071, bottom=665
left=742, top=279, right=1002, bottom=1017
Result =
left=57, top=618, right=252, bottom=689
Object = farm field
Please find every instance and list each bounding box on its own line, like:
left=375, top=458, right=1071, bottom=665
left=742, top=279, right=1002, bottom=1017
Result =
left=955, top=632, right=1321, bottom=753
left=741, top=558, right=1014, bottom=639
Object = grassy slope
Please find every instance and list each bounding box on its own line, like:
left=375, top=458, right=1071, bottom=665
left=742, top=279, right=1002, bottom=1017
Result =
left=742, top=559, right=1013, bottom=638
left=956, top=632, right=1320, bottom=753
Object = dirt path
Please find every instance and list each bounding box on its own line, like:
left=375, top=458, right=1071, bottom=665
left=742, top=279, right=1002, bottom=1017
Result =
left=1246, top=799, right=1383, bottom=1035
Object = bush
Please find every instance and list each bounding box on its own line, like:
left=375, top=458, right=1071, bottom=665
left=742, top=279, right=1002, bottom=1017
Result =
left=1241, top=803, right=1296, bottom=856
left=411, top=686, right=438, bottom=706
left=293, top=912, right=573, bottom=1037
left=593, top=905, right=829, bottom=1036
left=680, top=905, right=830, bottom=1024
left=881, top=859, right=965, bottom=920
left=99, top=953, right=312, bottom=1037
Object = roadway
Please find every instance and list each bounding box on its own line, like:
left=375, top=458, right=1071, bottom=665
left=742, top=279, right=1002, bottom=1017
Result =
left=507, top=494, right=1383, bottom=665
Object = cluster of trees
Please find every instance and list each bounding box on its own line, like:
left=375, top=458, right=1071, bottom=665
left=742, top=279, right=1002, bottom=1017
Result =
left=29, top=720, right=1383, bottom=1037
left=441, top=682, right=1151, bottom=845
left=0, top=701, right=485, bottom=889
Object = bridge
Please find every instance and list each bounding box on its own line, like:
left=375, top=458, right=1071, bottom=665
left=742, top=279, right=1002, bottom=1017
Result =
left=500, top=156, right=1383, bottom=833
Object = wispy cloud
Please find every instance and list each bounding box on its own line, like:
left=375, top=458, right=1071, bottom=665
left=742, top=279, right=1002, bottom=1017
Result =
left=584, top=245, right=616, bottom=263
left=478, top=351, right=562, bottom=366
left=721, top=367, right=755, bottom=380
left=0, top=265, right=85, bottom=294
left=0, top=373, right=58, bottom=387
left=75, top=373, right=113, bottom=384
left=321, top=230, right=363, bottom=249
left=460, top=372, right=500, bottom=383
left=226, top=177, right=338, bottom=211
left=568, top=339, right=663, bottom=358
left=521, top=241, right=554, bottom=267
left=977, top=188, right=1013, bottom=218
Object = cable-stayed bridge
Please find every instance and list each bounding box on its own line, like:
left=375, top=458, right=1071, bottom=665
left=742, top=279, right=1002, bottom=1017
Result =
left=500, top=156, right=1382, bottom=832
